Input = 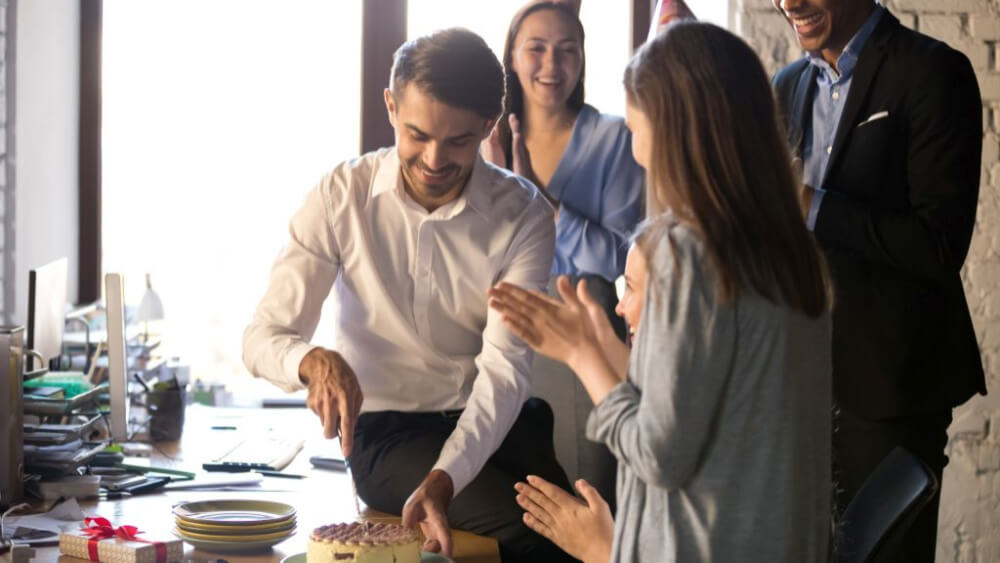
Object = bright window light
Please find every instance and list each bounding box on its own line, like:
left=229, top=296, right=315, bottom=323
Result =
left=103, top=1, right=361, bottom=397
left=689, top=0, right=731, bottom=29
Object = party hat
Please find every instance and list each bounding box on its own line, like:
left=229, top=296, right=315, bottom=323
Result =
left=648, top=0, right=697, bottom=40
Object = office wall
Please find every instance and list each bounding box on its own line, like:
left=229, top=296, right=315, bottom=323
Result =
left=734, top=0, right=1000, bottom=560
left=13, top=0, right=79, bottom=325
left=1, top=0, right=12, bottom=323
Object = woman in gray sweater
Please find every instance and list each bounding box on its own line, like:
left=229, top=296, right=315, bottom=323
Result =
left=488, top=22, right=833, bottom=563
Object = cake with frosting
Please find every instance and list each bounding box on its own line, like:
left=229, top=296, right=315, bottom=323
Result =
left=307, top=522, right=421, bottom=563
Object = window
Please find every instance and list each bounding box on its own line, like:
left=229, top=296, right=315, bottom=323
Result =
left=102, top=1, right=361, bottom=396
left=101, top=0, right=735, bottom=399
left=689, top=0, right=731, bottom=29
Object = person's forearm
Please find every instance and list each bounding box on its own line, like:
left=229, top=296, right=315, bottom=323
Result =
left=603, top=337, right=630, bottom=381
left=568, top=344, right=624, bottom=405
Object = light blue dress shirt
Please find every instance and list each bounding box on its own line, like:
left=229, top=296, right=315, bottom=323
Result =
left=803, top=4, right=884, bottom=230
left=547, top=104, right=645, bottom=281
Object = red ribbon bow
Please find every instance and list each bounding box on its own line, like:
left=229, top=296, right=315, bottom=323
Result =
left=80, top=516, right=168, bottom=562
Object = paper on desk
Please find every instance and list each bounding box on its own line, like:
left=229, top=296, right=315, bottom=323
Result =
left=2, top=497, right=86, bottom=539
left=162, top=471, right=264, bottom=490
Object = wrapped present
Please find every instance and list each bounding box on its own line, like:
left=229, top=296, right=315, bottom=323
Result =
left=59, top=517, right=183, bottom=563
left=648, top=0, right=697, bottom=40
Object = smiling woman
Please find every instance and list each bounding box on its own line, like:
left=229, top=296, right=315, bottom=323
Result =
left=102, top=1, right=361, bottom=395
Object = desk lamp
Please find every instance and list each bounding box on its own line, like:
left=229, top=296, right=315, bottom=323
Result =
left=137, top=274, right=164, bottom=344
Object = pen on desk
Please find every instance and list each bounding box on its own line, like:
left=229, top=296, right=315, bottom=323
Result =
left=117, top=463, right=196, bottom=480
left=102, top=491, right=132, bottom=500
left=253, top=470, right=307, bottom=479
left=132, top=373, right=152, bottom=393
left=210, top=425, right=237, bottom=430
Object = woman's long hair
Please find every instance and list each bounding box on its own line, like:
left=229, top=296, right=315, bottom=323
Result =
left=626, top=22, right=831, bottom=317
left=497, top=1, right=586, bottom=168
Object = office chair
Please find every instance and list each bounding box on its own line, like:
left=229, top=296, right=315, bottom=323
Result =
left=832, top=446, right=938, bottom=563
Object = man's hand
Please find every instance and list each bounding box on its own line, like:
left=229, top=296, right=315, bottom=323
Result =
left=402, top=470, right=454, bottom=556
left=515, top=476, right=614, bottom=563
left=299, top=348, right=364, bottom=456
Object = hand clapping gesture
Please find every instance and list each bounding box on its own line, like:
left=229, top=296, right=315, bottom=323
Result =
left=515, top=475, right=614, bottom=563
left=488, top=276, right=629, bottom=384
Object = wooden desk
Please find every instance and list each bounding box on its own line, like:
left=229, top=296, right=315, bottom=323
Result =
left=16, top=406, right=499, bottom=563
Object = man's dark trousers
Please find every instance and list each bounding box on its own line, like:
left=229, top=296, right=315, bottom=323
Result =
left=349, top=397, right=577, bottom=563
left=833, top=407, right=952, bottom=562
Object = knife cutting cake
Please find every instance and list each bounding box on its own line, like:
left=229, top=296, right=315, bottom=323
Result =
left=307, top=522, right=420, bottom=563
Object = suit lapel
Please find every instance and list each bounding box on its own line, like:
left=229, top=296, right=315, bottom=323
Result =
left=790, top=64, right=819, bottom=157
left=825, top=13, right=899, bottom=186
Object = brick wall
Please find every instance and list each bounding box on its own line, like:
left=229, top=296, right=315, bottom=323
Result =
left=733, top=0, right=1000, bottom=560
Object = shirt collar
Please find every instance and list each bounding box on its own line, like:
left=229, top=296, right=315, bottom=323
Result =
left=372, top=148, right=489, bottom=220
left=808, top=3, right=884, bottom=82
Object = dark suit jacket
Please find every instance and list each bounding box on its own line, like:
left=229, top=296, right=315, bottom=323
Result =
left=773, top=12, right=986, bottom=418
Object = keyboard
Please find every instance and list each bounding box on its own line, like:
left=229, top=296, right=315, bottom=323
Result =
left=202, top=435, right=304, bottom=472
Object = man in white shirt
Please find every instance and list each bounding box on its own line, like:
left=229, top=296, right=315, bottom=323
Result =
left=243, top=28, right=574, bottom=563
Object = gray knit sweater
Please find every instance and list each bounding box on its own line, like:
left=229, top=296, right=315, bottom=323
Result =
left=587, top=219, right=832, bottom=562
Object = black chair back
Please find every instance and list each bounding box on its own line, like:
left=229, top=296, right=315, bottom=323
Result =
left=833, top=447, right=938, bottom=563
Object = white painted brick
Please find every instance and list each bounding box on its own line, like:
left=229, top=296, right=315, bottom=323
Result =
left=992, top=103, right=1000, bottom=131
left=971, top=14, right=1000, bottom=39
left=983, top=133, right=999, bottom=164
left=893, top=0, right=987, bottom=11
left=897, top=11, right=918, bottom=30
left=954, top=38, right=990, bottom=70
left=951, top=410, right=989, bottom=437
left=980, top=74, right=1000, bottom=101
left=920, top=13, right=965, bottom=45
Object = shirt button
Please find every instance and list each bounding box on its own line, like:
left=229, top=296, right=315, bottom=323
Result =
left=832, top=90, right=840, bottom=100
left=826, top=145, right=832, bottom=155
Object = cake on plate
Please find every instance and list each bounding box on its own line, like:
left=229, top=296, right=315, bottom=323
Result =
left=307, top=522, right=421, bottom=563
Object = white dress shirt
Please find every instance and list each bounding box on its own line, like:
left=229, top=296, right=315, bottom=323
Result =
left=243, top=147, right=555, bottom=495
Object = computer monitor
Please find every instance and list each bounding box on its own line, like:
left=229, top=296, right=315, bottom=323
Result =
left=105, top=273, right=130, bottom=442
left=27, top=257, right=69, bottom=371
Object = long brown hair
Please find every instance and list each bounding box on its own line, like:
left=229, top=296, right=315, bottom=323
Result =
left=625, top=22, right=830, bottom=317
left=497, top=1, right=585, bottom=167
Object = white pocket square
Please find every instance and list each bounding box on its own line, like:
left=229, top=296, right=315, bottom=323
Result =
left=858, top=110, right=889, bottom=127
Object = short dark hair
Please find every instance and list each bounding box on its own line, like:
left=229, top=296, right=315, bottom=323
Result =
left=389, top=28, right=505, bottom=120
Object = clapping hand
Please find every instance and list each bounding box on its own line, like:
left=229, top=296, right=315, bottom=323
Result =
left=489, top=276, right=619, bottom=370
left=515, top=476, right=614, bottom=563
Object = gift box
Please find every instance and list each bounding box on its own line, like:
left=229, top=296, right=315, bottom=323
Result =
left=59, top=517, right=183, bottom=563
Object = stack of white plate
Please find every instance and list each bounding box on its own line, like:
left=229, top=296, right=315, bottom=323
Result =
left=172, top=499, right=297, bottom=553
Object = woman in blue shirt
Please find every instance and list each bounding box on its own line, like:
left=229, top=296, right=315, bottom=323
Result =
left=482, top=0, right=644, bottom=509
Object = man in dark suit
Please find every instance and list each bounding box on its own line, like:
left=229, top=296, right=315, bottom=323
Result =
left=771, top=0, right=986, bottom=560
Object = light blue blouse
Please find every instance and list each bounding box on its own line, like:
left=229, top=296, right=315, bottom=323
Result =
left=548, top=104, right=645, bottom=282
